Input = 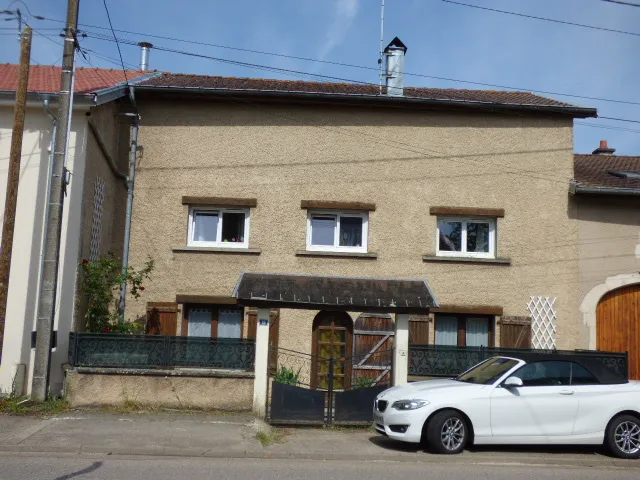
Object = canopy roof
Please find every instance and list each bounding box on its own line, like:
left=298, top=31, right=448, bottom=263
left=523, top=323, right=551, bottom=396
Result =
left=232, top=272, right=438, bottom=314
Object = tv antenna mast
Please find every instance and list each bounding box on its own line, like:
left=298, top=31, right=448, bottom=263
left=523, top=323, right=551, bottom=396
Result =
left=378, top=0, right=385, bottom=94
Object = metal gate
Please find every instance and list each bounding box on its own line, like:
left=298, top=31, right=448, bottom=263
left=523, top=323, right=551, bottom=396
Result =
left=267, top=346, right=392, bottom=425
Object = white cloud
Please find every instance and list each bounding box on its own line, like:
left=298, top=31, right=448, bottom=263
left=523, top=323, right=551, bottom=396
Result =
left=318, top=0, right=360, bottom=60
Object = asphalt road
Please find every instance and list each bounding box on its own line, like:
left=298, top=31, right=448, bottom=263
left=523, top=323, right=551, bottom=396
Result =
left=0, top=454, right=638, bottom=480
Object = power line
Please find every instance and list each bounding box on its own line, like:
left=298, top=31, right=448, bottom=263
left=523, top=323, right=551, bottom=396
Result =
left=21, top=13, right=640, bottom=107
left=101, top=0, right=129, bottom=85
left=77, top=27, right=640, bottom=107
left=600, top=116, right=640, bottom=124
left=576, top=121, right=640, bottom=134
left=601, top=0, right=640, bottom=6
left=82, top=31, right=640, bottom=130
left=442, top=0, right=640, bottom=38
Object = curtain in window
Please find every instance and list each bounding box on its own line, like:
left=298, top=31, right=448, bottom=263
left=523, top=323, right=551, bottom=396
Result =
left=467, top=222, right=490, bottom=253
left=188, top=309, right=212, bottom=337
left=311, top=216, right=336, bottom=245
left=435, top=316, right=458, bottom=346
left=221, top=212, right=245, bottom=243
left=466, top=317, right=489, bottom=347
left=339, top=217, right=363, bottom=247
left=218, top=309, right=242, bottom=338
left=194, top=212, right=218, bottom=242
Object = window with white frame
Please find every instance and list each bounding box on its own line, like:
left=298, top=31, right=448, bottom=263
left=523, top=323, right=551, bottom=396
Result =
left=188, top=207, right=250, bottom=248
left=437, top=217, right=496, bottom=258
left=307, top=211, right=368, bottom=253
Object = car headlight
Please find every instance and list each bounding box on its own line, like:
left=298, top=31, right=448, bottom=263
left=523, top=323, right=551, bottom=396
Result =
left=391, top=399, right=429, bottom=410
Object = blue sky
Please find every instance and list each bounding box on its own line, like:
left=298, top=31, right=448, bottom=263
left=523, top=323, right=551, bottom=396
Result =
left=1, top=0, right=639, bottom=154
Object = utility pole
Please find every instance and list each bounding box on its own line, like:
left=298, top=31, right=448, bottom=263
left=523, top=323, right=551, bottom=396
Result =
left=31, top=0, right=80, bottom=401
left=0, top=27, right=32, bottom=364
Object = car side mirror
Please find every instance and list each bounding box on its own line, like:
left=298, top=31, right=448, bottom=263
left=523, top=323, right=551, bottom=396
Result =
left=503, top=376, right=523, bottom=388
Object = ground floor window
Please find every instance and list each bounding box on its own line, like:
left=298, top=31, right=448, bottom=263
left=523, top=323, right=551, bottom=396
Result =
left=183, top=305, right=244, bottom=338
left=434, top=314, right=494, bottom=347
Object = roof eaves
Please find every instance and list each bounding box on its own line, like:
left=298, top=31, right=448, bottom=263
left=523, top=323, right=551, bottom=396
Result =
left=93, top=71, right=163, bottom=105
left=135, top=85, right=597, bottom=117
left=570, top=181, right=640, bottom=196
left=0, top=90, right=95, bottom=108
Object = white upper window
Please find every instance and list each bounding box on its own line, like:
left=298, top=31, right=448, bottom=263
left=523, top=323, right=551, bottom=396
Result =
left=437, top=217, right=496, bottom=258
left=307, top=211, right=368, bottom=253
left=188, top=207, right=250, bottom=248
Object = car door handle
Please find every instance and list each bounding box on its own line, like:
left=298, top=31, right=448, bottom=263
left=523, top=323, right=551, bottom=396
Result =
left=558, top=389, right=574, bottom=395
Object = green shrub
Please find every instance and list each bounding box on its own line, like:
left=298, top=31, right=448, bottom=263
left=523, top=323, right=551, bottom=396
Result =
left=80, top=255, right=154, bottom=333
left=274, top=366, right=300, bottom=385
left=354, top=377, right=375, bottom=389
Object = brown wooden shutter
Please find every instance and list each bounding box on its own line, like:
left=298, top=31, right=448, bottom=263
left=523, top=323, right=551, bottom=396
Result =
left=146, top=302, right=178, bottom=335
left=499, top=316, right=531, bottom=348
left=409, top=318, right=429, bottom=345
left=246, top=308, right=257, bottom=339
left=269, top=309, right=280, bottom=373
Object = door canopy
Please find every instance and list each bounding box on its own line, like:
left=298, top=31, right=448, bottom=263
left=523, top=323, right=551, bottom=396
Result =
left=232, top=272, right=438, bottom=314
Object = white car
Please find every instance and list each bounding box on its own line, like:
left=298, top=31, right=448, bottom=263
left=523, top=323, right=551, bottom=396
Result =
left=374, top=354, right=640, bottom=458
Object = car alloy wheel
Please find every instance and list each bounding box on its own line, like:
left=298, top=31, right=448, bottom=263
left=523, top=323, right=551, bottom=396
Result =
left=441, top=418, right=465, bottom=451
left=606, top=414, right=640, bottom=459
left=614, top=420, right=640, bottom=455
left=424, top=410, right=469, bottom=454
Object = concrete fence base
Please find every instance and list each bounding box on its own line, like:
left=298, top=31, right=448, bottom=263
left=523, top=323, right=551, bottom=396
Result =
left=64, top=367, right=254, bottom=411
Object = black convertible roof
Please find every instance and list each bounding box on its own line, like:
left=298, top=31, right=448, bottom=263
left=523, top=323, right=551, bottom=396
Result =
left=501, top=352, right=628, bottom=385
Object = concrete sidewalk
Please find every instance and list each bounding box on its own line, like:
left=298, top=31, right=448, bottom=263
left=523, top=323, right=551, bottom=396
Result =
left=0, top=411, right=638, bottom=469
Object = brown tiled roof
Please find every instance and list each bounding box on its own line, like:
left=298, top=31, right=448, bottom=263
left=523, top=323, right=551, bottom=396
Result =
left=574, top=154, right=640, bottom=190
left=0, top=64, right=149, bottom=94
left=137, top=73, right=595, bottom=115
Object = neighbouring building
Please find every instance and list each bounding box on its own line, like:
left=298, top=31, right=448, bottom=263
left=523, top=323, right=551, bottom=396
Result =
left=122, top=38, right=601, bottom=393
left=0, top=64, right=156, bottom=396
left=570, top=141, right=640, bottom=379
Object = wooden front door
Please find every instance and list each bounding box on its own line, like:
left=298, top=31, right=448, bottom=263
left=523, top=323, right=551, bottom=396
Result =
left=352, top=314, right=394, bottom=386
left=597, top=284, right=640, bottom=380
left=312, top=311, right=353, bottom=389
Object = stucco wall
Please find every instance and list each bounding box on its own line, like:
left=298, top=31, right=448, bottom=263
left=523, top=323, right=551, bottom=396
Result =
left=65, top=369, right=253, bottom=410
left=0, top=104, right=89, bottom=396
left=74, top=102, right=130, bottom=331
left=128, top=99, right=581, bottom=351
left=574, top=195, right=640, bottom=300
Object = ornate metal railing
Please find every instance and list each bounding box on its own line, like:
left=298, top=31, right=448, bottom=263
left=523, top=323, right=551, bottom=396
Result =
left=68, top=332, right=255, bottom=370
left=408, top=345, right=628, bottom=379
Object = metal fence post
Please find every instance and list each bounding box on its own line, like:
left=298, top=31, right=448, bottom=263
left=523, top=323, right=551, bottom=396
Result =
left=327, top=357, right=334, bottom=425
left=163, top=335, right=171, bottom=367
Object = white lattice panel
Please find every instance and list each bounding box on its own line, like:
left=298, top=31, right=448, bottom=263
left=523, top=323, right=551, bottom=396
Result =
left=89, top=177, right=105, bottom=261
left=528, top=296, right=557, bottom=349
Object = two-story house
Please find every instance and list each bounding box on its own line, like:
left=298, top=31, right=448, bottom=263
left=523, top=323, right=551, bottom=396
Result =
left=571, top=141, right=640, bottom=379
left=0, top=65, right=153, bottom=396
left=123, top=41, right=598, bottom=389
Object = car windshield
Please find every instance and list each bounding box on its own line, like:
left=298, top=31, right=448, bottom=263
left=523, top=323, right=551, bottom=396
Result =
left=456, top=357, right=519, bottom=385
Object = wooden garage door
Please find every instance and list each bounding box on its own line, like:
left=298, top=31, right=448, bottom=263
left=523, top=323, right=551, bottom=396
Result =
left=597, top=284, right=640, bottom=380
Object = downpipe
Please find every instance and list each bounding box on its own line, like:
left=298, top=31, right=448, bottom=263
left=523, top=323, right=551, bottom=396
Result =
left=118, top=87, right=140, bottom=323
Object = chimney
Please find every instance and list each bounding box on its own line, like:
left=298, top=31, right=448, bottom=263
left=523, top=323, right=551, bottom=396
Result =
left=138, top=42, right=153, bottom=70
left=384, top=37, right=407, bottom=97
left=592, top=140, right=616, bottom=155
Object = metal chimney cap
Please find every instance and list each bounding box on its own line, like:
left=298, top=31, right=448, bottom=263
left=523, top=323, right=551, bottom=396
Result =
left=384, top=36, right=407, bottom=54
left=138, top=42, right=153, bottom=48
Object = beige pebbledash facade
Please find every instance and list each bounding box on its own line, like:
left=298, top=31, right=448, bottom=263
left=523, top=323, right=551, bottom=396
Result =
left=126, top=76, right=597, bottom=357
left=570, top=147, right=640, bottom=378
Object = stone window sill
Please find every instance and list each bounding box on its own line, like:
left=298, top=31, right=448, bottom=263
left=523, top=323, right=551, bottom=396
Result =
left=422, top=255, right=511, bottom=265
left=172, top=246, right=261, bottom=255
left=295, top=250, right=378, bottom=259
